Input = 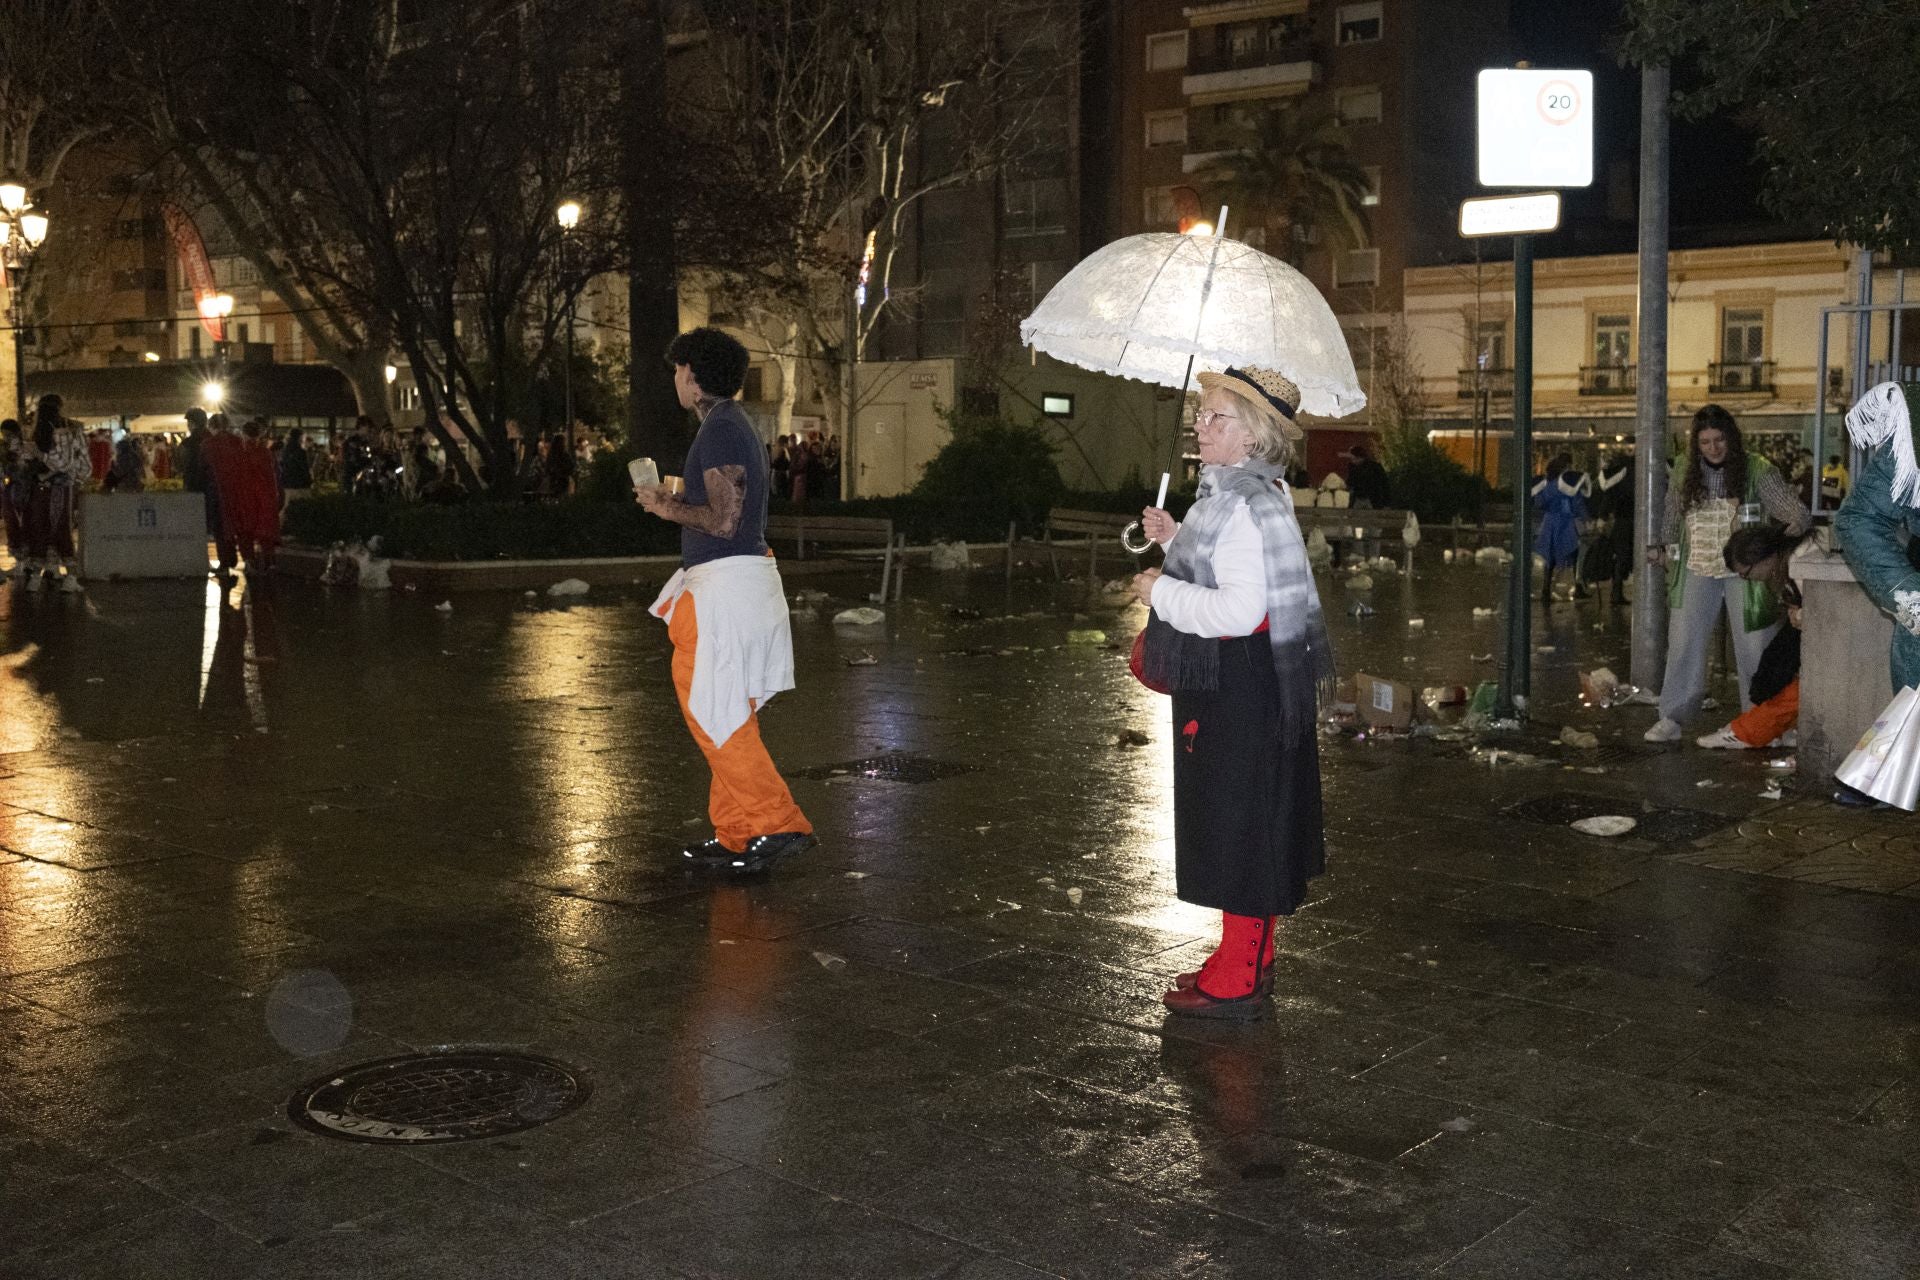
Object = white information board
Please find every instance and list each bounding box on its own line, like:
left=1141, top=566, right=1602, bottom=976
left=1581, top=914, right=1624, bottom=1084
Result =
left=78, top=492, right=213, bottom=580
left=1459, top=191, right=1562, bottom=238
left=1477, top=69, right=1594, bottom=188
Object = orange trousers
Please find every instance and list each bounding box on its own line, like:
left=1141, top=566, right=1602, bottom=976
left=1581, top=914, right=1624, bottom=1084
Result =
left=1730, top=677, right=1799, bottom=747
left=669, top=592, right=811, bottom=852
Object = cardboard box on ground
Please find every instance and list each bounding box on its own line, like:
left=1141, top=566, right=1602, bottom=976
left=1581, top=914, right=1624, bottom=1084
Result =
left=1348, top=671, right=1416, bottom=730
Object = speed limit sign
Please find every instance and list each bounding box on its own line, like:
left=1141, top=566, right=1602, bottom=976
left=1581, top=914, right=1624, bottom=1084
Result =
left=1477, top=69, right=1594, bottom=188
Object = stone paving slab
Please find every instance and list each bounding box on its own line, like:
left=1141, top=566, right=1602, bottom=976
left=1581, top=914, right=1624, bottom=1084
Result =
left=3, top=558, right=1920, bottom=1276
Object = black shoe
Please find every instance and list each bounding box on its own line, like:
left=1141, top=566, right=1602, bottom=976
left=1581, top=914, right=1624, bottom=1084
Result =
left=1832, top=784, right=1887, bottom=810
left=681, top=837, right=734, bottom=866
left=1611, top=589, right=1627, bottom=605
left=1573, top=584, right=1591, bottom=599
left=726, top=831, right=817, bottom=875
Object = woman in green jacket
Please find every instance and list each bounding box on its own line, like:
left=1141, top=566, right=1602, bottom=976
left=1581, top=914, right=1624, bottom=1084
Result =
left=1644, top=405, right=1809, bottom=743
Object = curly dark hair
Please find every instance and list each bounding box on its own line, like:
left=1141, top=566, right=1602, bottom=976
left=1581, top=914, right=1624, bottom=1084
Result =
left=666, top=326, right=750, bottom=399
left=1679, top=403, right=1748, bottom=510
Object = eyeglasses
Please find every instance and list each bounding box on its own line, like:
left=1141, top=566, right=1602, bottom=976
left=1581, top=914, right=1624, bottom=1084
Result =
left=1194, top=409, right=1239, bottom=430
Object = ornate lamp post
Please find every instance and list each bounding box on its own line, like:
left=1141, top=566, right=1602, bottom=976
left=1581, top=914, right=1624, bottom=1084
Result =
left=556, top=200, right=581, bottom=448
left=1, top=180, right=51, bottom=423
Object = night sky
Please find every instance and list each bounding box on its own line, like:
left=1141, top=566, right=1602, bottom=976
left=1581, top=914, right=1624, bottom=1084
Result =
left=1507, top=0, right=1796, bottom=254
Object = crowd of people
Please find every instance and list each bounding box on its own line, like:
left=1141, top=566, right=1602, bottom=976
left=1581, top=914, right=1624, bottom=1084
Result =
left=769, top=432, right=840, bottom=502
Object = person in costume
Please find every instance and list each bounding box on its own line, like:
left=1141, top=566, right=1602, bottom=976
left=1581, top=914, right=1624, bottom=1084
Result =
left=1644, top=405, right=1808, bottom=742
left=21, top=395, right=91, bottom=592
left=1132, top=366, right=1332, bottom=1021
left=1837, top=381, right=1920, bottom=701
left=1531, top=452, right=1590, bottom=605
left=637, top=327, right=815, bottom=875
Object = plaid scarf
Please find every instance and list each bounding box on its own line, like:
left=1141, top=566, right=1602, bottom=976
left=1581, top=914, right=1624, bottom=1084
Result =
left=1137, top=458, right=1335, bottom=742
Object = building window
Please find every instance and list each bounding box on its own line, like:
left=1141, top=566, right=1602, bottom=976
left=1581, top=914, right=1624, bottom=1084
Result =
left=1361, top=166, right=1381, bottom=207
left=1144, top=186, right=1181, bottom=227
left=1144, top=110, right=1187, bottom=148
left=922, top=268, right=967, bottom=358
left=1722, top=307, right=1766, bottom=362
left=1334, top=248, right=1379, bottom=287
left=1003, top=177, right=1068, bottom=237
left=398, top=384, right=421, bottom=411
left=922, top=187, right=969, bottom=247
left=1474, top=320, right=1508, bottom=370
left=1593, top=313, right=1632, bottom=367
left=1145, top=30, right=1187, bottom=71
left=1336, top=85, right=1382, bottom=126
left=1041, top=393, right=1075, bottom=418
left=189, top=327, right=202, bottom=359
left=1336, top=1, right=1382, bottom=44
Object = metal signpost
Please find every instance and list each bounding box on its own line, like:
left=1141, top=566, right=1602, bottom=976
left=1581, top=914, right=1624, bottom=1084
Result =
left=1470, top=68, right=1593, bottom=719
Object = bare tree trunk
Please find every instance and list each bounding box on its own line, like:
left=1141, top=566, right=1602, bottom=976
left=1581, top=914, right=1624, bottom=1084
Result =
left=773, top=321, right=800, bottom=441
left=621, top=0, right=687, bottom=470
left=342, top=350, right=392, bottom=423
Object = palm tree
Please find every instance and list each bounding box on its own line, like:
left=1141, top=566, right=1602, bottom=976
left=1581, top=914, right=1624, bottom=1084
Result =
left=1195, top=107, right=1371, bottom=267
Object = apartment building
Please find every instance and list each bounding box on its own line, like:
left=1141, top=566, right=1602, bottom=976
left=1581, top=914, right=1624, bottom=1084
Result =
left=1111, top=0, right=1510, bottom=467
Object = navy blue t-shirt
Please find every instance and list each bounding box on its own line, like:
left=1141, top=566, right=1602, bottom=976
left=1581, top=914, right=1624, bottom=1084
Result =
left=681, top=400, right=770, bottom=567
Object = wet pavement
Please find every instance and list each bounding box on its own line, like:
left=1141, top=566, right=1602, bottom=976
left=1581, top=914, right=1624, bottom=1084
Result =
left=1, top=551, right=1917, bottom=1279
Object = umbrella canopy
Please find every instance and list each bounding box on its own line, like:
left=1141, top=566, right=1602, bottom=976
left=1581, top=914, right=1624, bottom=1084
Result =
left=1020, top=232, right=1366, bottom=419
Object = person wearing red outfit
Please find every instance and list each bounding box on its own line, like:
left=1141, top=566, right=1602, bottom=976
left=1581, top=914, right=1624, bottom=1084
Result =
left=1131, top=366, right=1331, bottom=1021
left=204, top=414, right=280, bottom=574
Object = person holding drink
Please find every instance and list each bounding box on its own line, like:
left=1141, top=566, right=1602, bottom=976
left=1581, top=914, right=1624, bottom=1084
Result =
left=1131, top=366, right=1332, bottom=1021
left=635, top=328, right=815, bottom=875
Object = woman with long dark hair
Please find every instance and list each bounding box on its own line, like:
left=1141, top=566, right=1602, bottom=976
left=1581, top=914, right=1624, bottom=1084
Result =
left=1644, top=405, right=1808, bottom=741
left=22, top=394, right=91, bottom=592
left=1532, top=451, right=1590, bottom=605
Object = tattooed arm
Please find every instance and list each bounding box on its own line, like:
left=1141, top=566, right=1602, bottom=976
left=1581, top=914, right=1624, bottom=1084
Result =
left=638, top=464, right=746, bottom=539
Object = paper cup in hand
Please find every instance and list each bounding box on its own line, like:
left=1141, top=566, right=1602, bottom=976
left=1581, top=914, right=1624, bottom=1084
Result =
left=627, top=457, right=659, bottom=491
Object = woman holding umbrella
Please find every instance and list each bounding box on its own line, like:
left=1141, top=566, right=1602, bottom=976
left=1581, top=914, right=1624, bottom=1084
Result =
left=1132, top=366, right=1333, bottom=1021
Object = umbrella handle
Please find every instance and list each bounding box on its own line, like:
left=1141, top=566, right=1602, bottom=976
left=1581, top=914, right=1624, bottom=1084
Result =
left=1120, top=520, right=1155, bottom=555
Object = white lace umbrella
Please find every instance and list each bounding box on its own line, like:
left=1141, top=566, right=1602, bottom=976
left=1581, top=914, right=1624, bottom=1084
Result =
left=1020, top=230, right=1366, bottom=419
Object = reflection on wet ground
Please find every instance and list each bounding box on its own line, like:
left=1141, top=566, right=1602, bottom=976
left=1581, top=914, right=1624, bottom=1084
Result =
left=1, top=554, right=1917, bottom=1279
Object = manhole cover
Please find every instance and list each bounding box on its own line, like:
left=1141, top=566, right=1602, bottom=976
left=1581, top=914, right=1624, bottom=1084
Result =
left=289, top=1052, right=590, bottom=1145
left=1499, top=792, right=1734, bottom=843
left=796, top=754, right=977, bottom=784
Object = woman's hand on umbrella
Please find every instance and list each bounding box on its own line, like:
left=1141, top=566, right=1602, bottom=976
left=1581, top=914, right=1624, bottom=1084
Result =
left=1645, top=545, right=1667, bottom=565
left=1131, top=568, right=1162, bottom=607
left=1141, top=506, right=1175, bottom=544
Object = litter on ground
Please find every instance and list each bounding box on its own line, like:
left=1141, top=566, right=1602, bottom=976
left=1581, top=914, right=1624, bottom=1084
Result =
left=1559, top=726, right=1600, bottom=750
left=1571, top=815, right=1637, bottom=837
left=834, top=607, right=886, bottom=626
left=546, top=578, right=590, bottom=597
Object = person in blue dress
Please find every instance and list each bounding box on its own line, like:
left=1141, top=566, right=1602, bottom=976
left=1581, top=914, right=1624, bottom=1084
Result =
left=1532, top=452, right=1590, bottom=605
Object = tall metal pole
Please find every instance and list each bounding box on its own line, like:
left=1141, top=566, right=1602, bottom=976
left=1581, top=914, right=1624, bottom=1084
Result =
left=561, top=230, right=575, bottom=450
left=1499, top=234, right=1535, bottom=718
left=1631, top=63, right=1672, bottom=693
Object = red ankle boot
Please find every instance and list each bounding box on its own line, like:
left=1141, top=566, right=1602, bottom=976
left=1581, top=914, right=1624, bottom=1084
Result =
left=1173, top=912, right=1277, bottom=996
left=1165, top=914, right=1275, bottom=1020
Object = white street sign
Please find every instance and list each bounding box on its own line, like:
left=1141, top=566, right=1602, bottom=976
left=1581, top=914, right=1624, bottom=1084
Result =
left=1477, top=69, right=1594, bottom=188
left=1459, top=191, right=1562, bottom=238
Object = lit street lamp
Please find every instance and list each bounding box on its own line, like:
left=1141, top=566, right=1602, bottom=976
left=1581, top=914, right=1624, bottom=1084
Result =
left=201, top=380, right=225, bottom=408
left=556, top=200, right=581, bottom=448
left=1, top=179, right=51, bottom=423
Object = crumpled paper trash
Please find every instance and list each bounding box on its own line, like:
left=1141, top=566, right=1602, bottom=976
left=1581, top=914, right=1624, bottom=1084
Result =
left=1474, top=546, right=1512, bottom=565
left=1307, top=528, right=1332, bottom=567
left=1345, top=573, right=1374, bottom=590
left=1571, top=815, right=1636, bottom=837
left=834, top=606, right=886, bottom=626
left=1066, top=629, right=1107, bottom=645
left=547, top=578, right=590, bottom=597
left=929, top=541, right=971, bottom=571
left=1559, top=726, right=1600, bottom=750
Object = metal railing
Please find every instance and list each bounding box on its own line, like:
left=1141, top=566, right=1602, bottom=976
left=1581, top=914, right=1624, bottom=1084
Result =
left=1456, top=367, right=1514, bottom=399
left=1186, top=38, right=1316, bottom=76
left=1578, top=365, right=1636, bottom=396
left=1708, top=359, right=1776, bottom=395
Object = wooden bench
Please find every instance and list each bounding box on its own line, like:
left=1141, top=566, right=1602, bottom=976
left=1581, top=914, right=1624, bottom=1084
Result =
left=1042, top=508, right=1143, bottom=583
left=765, top=514, right=903, bottom=602
left=1293, top=507, right=1416, bottom=566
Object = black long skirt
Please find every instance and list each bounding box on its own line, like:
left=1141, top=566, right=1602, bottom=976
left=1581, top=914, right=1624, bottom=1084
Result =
left=1170, top=633, right=1325, bottom=917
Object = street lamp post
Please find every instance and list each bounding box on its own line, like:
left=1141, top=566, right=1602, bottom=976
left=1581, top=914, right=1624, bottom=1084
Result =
left=556, top=201, right=581, bottom=449
left=1, top=181, right=51, bottom=424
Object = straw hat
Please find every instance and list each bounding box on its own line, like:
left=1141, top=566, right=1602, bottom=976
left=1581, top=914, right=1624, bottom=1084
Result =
left=1196, top=366, right=1304, bottom=441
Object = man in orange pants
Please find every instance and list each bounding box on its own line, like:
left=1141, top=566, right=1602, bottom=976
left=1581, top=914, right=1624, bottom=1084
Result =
left=639, top=328, right=814, bottom=874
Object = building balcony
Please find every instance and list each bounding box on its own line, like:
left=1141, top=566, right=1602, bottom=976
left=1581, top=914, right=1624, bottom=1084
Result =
left=1710, top=359, right=1776, bottom=396
left=1182, top=48, right=1318, bottom=102
left=1457, top=368, right=1514, bottom=400
left=1579, top=365, right=1636, bottom=396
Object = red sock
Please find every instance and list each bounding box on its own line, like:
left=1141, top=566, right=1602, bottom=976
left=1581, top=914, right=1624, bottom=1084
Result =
left=1196, top=913, right=1275, bottom=998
